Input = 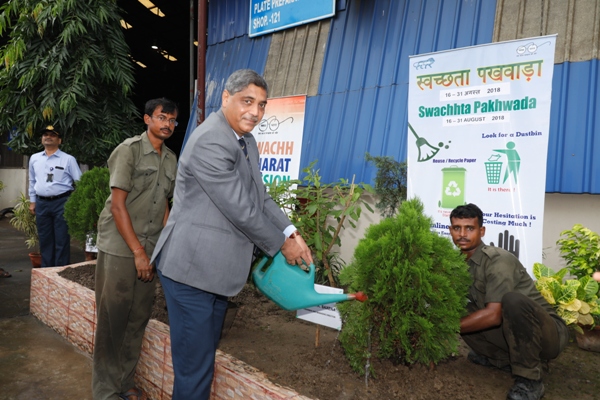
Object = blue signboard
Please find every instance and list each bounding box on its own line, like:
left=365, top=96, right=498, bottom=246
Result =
left=249, top=0, right=335, bottom=37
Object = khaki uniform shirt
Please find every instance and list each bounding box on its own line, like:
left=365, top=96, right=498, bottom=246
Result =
left=467, top=242, right=558, bottom=317
left=96, top=132, right=176, bottom=257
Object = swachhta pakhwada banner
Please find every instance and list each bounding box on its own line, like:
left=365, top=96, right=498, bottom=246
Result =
left=252, top=95, right=306, bottom=184
left=407, top=35, right=557, bottom=275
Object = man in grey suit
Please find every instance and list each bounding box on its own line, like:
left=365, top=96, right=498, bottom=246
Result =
left=152, top=69, right=312, bottom=400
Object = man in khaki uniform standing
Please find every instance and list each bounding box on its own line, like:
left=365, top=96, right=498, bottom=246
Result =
left=92, top=98, right=178, bottom=400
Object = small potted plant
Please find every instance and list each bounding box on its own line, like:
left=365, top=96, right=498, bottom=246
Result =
left=556, top=224, right=600, bottom=279
left=10, top=193, right=41, bottom=267
left=64, top=167, right=110, bottom=260
left=533, top=263, right=600, bottom=329
left=552, top=224, right=600, bottom=351
left=533, top=262, right=600, bottom=351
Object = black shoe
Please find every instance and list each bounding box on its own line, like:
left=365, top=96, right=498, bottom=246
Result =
left=467, top=350, right=511, bottom=373
left=506, top=376, right=545, bottom=400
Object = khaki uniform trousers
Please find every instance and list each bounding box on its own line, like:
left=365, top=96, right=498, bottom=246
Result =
left=92, top=251, right=156, bottom=399
left=461, top=292, right=569, bottom=380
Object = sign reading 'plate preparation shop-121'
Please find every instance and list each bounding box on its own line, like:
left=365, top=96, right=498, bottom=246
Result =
left=249, top=0, right=335, bottom=37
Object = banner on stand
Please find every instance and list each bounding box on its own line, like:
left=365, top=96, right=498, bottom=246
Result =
left=407, top=35, right=557, bottom=274
left=253, top=95, right=306, bottom=185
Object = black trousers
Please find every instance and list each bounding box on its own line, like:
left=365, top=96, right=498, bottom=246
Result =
left=36, top=196, right=70, bottom=267
left=461, top=292, right=569, bottom=380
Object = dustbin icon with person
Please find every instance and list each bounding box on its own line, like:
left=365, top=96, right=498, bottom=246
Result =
left=494, top=141, right=520, bottom=184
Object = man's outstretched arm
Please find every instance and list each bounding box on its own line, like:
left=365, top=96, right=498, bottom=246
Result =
left=460, top=302, right=502, bottom=334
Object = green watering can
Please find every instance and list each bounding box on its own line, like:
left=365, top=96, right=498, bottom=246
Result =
left=252, top=251, right=367, bottom=311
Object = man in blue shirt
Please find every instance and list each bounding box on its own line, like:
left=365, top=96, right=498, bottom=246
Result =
left=28, top=126, right=82, bottom=267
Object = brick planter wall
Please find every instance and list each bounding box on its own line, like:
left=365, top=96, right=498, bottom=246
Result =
left=30, top=262, right=312, bottom=400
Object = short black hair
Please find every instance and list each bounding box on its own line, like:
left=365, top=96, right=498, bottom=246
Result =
left=144, top=98, right=179, bottom=117
left=450, top=203, right=483, bottom=227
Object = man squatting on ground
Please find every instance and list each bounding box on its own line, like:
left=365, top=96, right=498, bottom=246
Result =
left=150, top=69, right=313, bottom=400
left=92, top=98, right=179, bottom=400
left=449, top=203, right=569, bottom=400
left=28, top=126, right=82, bottom=267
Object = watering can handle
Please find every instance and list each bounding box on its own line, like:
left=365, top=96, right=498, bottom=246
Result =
left=306, top=260, right=316, bottom=280
left=253, top=255, right=271, bottom=280
left=253, top=253, right=315, bottom=279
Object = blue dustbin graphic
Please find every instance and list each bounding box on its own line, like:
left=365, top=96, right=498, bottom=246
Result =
left=439, top=166, right=466, bottom=209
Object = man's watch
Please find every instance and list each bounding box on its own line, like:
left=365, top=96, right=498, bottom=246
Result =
left=289, top=230, right=301, bottom=239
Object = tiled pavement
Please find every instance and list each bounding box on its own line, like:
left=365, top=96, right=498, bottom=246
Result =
left=0, top=217, right=92, bottom=400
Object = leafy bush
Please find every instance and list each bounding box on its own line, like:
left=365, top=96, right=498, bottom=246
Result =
left=556, top=224, right=600, bottom=280
left=64, top=167, right=110, bottom=246
left=533, top=262, right=600, bottom=332
left=338, top=198, right=471, bottom=374
left=267, top=161, right=373, bottom=286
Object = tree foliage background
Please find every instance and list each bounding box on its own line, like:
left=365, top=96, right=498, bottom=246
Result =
left=365, top=152, right=407, bottom=218
left=0, top=0, right=140, bottom=166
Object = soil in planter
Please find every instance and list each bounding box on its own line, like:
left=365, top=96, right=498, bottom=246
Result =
left=59, top=264, right=600, bottom=400
left=58, top=264, right=169, bottom=325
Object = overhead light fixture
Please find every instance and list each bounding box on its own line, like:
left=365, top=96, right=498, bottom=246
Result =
left=194, top=40, right=198, bottom=47
left=158, top=49, right=177, bottom=62
left=150, top=45, right=178, bottom=62
left=128, top=55, right=147, bottom=68
left=120, top=19, right=132, bottom=29
left=137, top=0, right=165, bottom=17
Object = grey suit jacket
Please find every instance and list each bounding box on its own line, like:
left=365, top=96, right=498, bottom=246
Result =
left=151, top=109, right=291, bottom=296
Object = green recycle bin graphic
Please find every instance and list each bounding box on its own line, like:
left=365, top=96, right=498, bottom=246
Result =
left=440, top=166, right=466, bottom=209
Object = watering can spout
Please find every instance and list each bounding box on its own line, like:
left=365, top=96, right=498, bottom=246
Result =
left=348, top=291, right=368, bottom=302
left=252, top=252, right=367, bottom=311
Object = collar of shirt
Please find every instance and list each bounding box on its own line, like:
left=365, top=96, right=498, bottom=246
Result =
left=233, top=130, right=245, bottom=141
left=42, top=148, right=63, bottom=158
left=141, top=131, right=170, bottom=160
left=141, top=131, right=157, bottom=155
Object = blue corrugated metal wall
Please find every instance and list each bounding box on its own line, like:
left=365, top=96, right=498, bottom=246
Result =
left=303, top=0, right=497, bottom=184
left=202, top=0, right=347, bottom=115
left=204, top=37, right=271, bottom=115
left=207, top=0, right=251, bottom=46
left=204, top=1, right=271, bottom=116
left=548, top=61, right=600, bottom=193
left=199, top=0, right=600, bottom=194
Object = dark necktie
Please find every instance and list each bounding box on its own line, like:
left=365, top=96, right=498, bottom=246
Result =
left=238, top=138, right=249, bottom=162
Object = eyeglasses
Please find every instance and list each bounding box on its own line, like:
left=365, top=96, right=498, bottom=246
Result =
left=152, top=115, right=178, bottom=127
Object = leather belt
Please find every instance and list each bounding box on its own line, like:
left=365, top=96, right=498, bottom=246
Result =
left=37, top=191, right=72, bottom=201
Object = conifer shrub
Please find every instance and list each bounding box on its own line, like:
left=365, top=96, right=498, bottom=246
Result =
left=338, top=198, right=471, bottom=374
